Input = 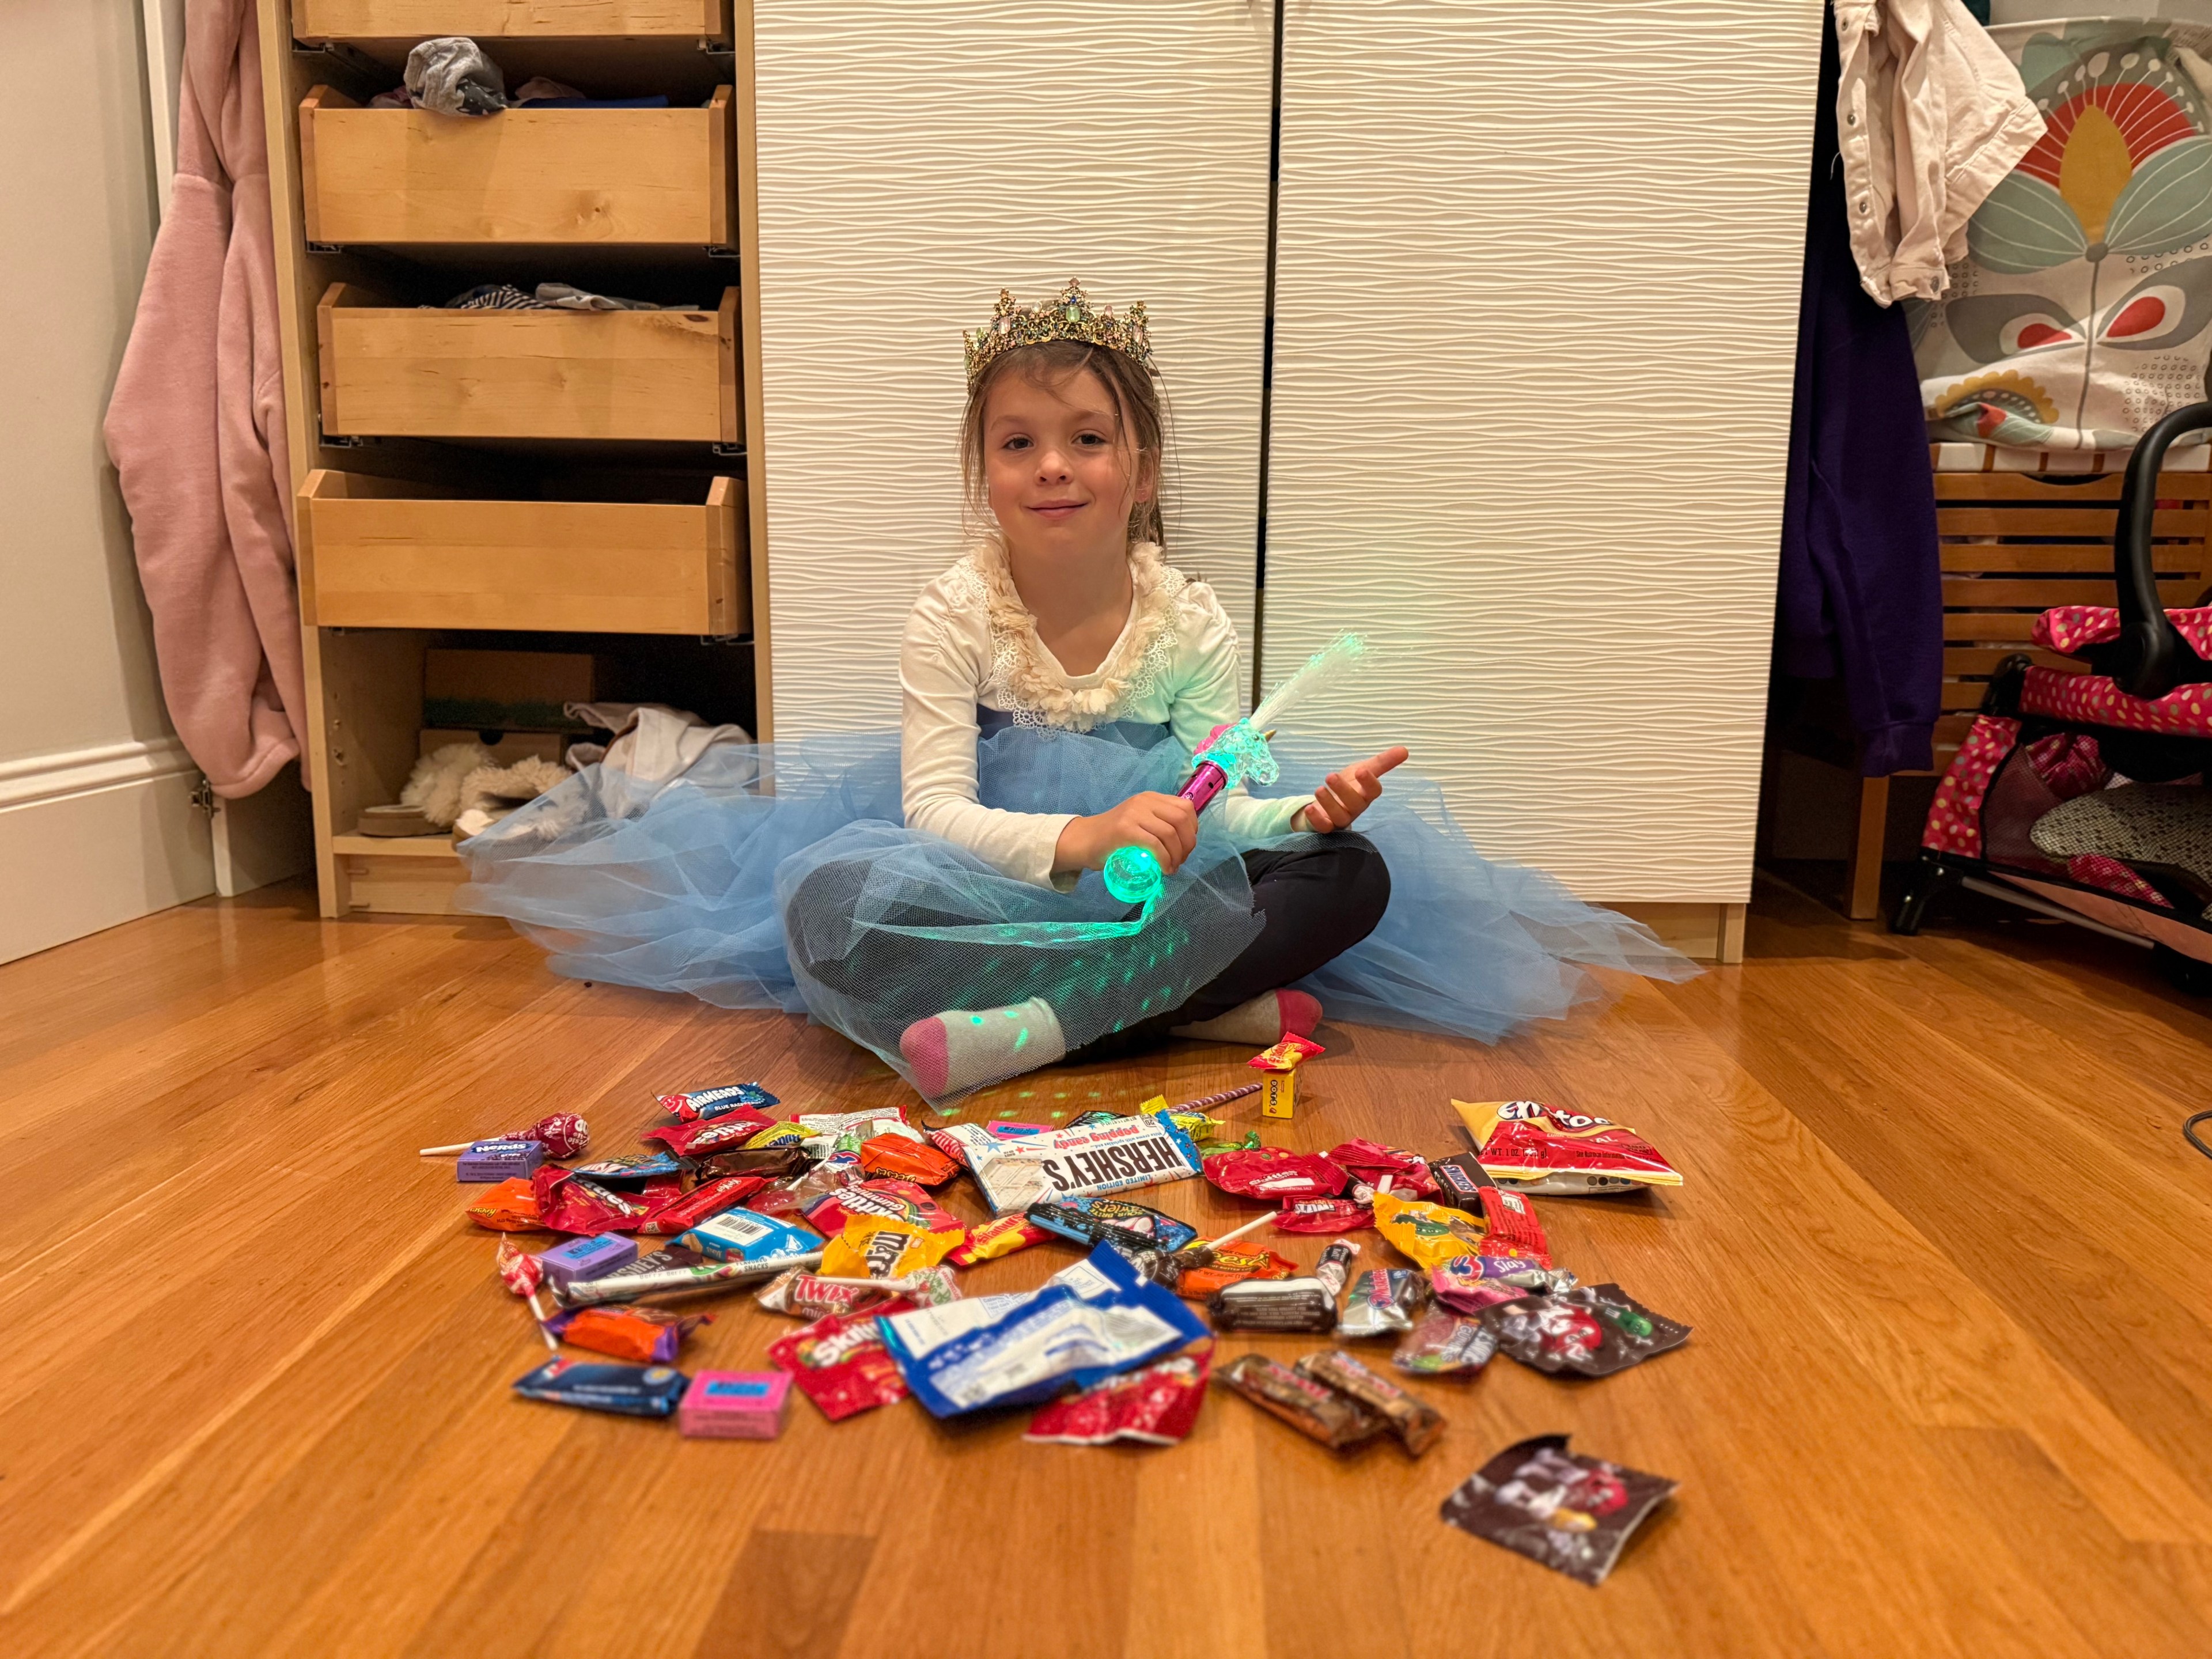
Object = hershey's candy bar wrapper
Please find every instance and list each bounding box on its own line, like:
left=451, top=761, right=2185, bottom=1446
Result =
left=934, top=1116, right=1202, bottom=1214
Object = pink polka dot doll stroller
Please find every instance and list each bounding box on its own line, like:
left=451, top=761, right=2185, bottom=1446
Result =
left=1895, top=406, right=2212, bottom=991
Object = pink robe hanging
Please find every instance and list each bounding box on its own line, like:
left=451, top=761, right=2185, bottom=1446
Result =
left=105, top=0, right=304, bottom=798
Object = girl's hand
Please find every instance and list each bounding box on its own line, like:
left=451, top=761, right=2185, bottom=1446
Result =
left=1294, top=747, right=1410, bottom=834
left=1055, top=791, right=1200, bottom=878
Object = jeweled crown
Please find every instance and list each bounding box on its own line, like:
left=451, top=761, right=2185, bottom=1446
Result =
left=963, top=279, right=1153, bottom=388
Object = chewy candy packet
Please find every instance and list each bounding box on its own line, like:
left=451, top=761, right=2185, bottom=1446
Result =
left=1216, top=1353, right=1385, bottom=1450
left=511, top=1357, right=688, bottom=1418
left=1431, top=1255, right=1577, bottom=1316
left=657, top=1083, right=779, bottom=1122
left=933, top=1116, right=1204, bottom=1214
left=1440, top=1435, right=1677, bottom=1585
left=532, top=1166, right=657, bottom=1234
left=1483, top=1283, right=1690, bottom=1377
left=1393, top=1311, right=1497, bottom=1376
left=1340, top=1268, right=1426, bottom=1339
left=803, top=1178, right=964, bottom=1239
left=547, top=1304, right=708, bottom=1364
left=680, top=1207, right=824, bottom=1266
left=819, top=1214, right=962, bottom=1279
left=643, top=1112, right=779, bottom=1159
left=456, top=1139, right=543, bottom=1183
left=1203, top=1147, right=1349, bottom=1203
left=768, top=1304, right=918, bottom=1421
left=1296, top=1349, right=1444, bottom=1455
left=467, top=1177, right=547, bottom=1232
left=1450, top=1100, right=1683, bottom=1195
left=1475, top=1185, right=1550, bottom=1265
left=635, top=1173, right=769, bottom=1237
left=679, top=1370, right=791, bottom=1439
left=1372, top=1191, right=1487, bottom=1269
left=946, top=1212, right=1048, bottom=1266
left=1025, top=1351, right=1211, bottom=1447
left=1328, top=1140, right=1438, bottom=1199
left=1273, top=1196, right=1371, bottom=1234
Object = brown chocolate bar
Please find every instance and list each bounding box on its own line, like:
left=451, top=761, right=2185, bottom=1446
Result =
left=1296, top=1348, right=1445, bottom=1455
left=1217, top=1354, right=1385, bottom=1450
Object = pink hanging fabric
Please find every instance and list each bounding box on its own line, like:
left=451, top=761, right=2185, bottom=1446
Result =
left=105, top=0, right=303, bottom=797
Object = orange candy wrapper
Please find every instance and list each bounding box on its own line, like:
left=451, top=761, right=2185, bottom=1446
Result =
left=467, top=1177, right=548, bottom=1232
left=857, top=1133, right=960, bottom=1187
left=1174, top=1246, right=1300, bottom=1301
left=818, top=1214, right=964, bottom=1279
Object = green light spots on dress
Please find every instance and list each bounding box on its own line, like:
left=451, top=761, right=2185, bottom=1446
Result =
left=969, top=1014, right=985, bottom=1025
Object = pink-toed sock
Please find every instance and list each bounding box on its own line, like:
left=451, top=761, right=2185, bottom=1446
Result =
left=1171, top=988, right=1323, bottom=1046
left=899, top=995, right=1067, bottom=1097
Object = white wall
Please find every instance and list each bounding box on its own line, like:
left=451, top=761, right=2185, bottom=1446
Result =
left=0, top=0, right=215, bottom=965
left=1263, top=0, right=1820, bottom=904
left=752, top=0, right=1276, bottom=737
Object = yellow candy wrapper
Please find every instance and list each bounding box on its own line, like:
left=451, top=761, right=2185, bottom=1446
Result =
left=819, top=1213, right=961, bottom=1279
left=744, top=1121, right=810, bottom=1150
left=1372, top=1191, right=1488, bottom=1270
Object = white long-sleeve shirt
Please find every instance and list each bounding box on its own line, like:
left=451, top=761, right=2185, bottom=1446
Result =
left=900, top=540, right=1303, bottom=889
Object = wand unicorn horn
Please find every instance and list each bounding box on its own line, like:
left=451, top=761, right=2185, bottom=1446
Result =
left=1101, top=632, right=1371, bottom=904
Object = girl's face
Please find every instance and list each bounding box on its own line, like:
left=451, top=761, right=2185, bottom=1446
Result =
left=982, top=366, right=1153, bottom=560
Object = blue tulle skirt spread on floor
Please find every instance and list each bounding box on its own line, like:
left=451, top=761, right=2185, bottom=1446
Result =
left=455, top=723, right=1696, bottom=1093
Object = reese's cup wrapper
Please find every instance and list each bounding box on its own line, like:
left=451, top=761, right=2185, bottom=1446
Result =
left=467, top=1177, right=547, bottom=1233
left=1440, top=1434, right=1677, bottom=1585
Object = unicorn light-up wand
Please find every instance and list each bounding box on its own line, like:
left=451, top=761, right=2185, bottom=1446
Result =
left=1102, top=632, right=1372, bottom=904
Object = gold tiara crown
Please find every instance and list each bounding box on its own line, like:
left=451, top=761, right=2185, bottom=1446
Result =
left=963, top=279, right=1153, bottom=387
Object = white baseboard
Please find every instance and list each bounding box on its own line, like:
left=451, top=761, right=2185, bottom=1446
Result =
left=0, top=737, right=215, bottom=965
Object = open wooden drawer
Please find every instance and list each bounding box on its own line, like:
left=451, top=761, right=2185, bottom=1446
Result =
left=298, top=471, right=747, bottom=635
left=317, top=283, right=740, bottom=442
left=298, top=86, right=733, bottom=245
left=294, top=2, right=730, bottom=39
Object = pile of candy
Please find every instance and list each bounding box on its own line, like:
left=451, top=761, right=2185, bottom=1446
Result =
left=429, top=1075, right=1688, bottom=1576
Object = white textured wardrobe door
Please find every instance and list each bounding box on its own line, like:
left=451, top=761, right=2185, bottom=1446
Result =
left=1266, top=0, right=1821, bottom=903
left=751, top=2, right=1275, bottom=736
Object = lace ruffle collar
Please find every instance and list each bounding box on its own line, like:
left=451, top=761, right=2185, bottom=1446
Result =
left=962, top=537, right=1185, bottom=731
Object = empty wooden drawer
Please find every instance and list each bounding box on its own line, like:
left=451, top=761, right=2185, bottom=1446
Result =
left=298, top=471, right=747, bottom=635
left=318, top=284, right=740, bottom=442
left=296, top=2, right=730, bottom=40
left=299, top=86, right=733, bottom=245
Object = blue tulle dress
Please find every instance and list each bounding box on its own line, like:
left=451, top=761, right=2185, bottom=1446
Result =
left=454, top=721, right=1697, bottom=1099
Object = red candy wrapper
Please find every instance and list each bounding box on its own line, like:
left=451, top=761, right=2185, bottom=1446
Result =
left=1174, top=1247, right=1298, bottom=1300
left=855, top=1134, right=960, bottom=1187
left=510, top=1112, right=590, bottom=1159
left=1273, top=1197, right=1372, bottom=1234
left=494, top=1238, right=545, bottom=1297
left=1327, top=1139, right=1439, bottom=1200
left=1475, top=1185, right=1551, bottom=1266
left=533, top=1167, right=650, bottom=1234
left=804, top=1179, right=963, bottom=1239
left=1248, top=1034, right=1325, bottom=1070
left=1451, top=1099, right=1684, bottom=1195
left=636, top=1174, right=769, bottom=1237
left=1203, top=1147, right=1349, bottom=1203
left=466, top=1177, right=548, bottom=1232
left=768, top=1303, right=916, bottom=1422
left=642, top=1112, right=780, bottom=1159
left=946, top=1212, right=1047, bottom=1267
left=1025, top=1350, right=1211, bottom=1447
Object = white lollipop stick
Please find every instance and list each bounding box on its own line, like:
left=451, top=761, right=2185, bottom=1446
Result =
left=1198, top=1213, right=1274, bottom=1252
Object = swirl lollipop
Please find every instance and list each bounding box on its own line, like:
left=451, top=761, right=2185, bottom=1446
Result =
left=419, top=1112, right=590, bottom=1160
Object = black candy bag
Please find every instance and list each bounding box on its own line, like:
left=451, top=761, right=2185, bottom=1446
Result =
left=1441, top=1434, right=1676, bottom=1585
left=1480, top=1282, right=1688, bottom=1377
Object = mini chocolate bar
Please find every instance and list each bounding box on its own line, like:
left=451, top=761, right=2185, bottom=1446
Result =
left=565, top=1152, right=684, bottom=1185
left=1216, top=1353, right=1385, bottom=1450
left=1426, top=1152, right=1495, bottom=1208
left=1340, top=1268, right=1426, bottom=1339
left=510, top=1357, right=688, bottom=1417
left=1313, top=1239, right=1361, bottom=1301
left=551, top=1251, right=821, bottom=1309
left=535, top=1233, right=639, bottom=1289
left=679, top=1370, right=792, bottom=1439
left=1208, top=1277, right=1338, bottom=1333
left=457, top=1138, right=544, bottom=1183
left=1296, top=1349, right=1445, bottom=1455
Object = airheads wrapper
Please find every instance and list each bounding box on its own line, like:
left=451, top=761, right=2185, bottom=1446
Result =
left=1451, top=1099, right=1683, bottom=1195
left=932, top=1116, right=1203, bottom=1214
left=1024, top=1351, right=1211, bottom=1447
left=1203, top=1147, right=1349, bottom=1203
left=511, top=1358, right=688, bottom=1418
left=1441, top=1434, right=1677, bottom=1585
left=1372, top=1191, right=1488, bottom=1270
left=679, top=1208, right=823, bottom=1264
left=657, top=1083, right=781, bottom=1122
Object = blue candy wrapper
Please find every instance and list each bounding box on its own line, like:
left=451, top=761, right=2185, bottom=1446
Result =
left=1063, top=1196, right=1199, bottom=1253
left=566, top=1152, right=685, bottom=1184
left=511, top=1358, right=689, bottom=1417
left=883, top=1245, right=1208, bottom=1418
left=679, top=1207, right=821, bottom=1264
left=658, top=1083, right=781, bottom=1122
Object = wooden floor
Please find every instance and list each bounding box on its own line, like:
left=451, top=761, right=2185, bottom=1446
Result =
left=3, top=872, right=2211, bottom=1657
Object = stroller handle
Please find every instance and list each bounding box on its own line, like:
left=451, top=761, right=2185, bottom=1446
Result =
left=2112, top=402, right=2212, bottom=699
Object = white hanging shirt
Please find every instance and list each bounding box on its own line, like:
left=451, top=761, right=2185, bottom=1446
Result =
left=901, top=539, right=1304, bottom=889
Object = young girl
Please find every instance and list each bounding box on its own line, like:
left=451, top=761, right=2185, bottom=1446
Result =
left=460, top=282, right=1691, bottom=1100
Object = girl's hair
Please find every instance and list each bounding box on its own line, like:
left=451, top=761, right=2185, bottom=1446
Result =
left=960, top=341, right=1171, bottom=551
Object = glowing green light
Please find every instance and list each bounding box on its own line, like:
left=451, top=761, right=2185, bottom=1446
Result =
left=1019, top=1089, right=1033, bottom=1099
left=969, top=1014, right=984, bottom=1025
left=1013, top=1028, right=1031, bottom=1051
left=1103, top=843, right=1164, bottom=904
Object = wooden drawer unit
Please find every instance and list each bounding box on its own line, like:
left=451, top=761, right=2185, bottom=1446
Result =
left=294, top=2, right=730, bottom=39
left=317, top=283, right=740, bottom=441
left=331, top=832, right=469, bottom=915
left=298, top=470, right=747, bottom=635
left=299, top=86, right=733, bottom=245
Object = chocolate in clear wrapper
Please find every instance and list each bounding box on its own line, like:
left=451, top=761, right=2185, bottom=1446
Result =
left=1296, top=1348, right=1445, bottom=1455
left=1208, top=1277, right=1337, bottom=1332
left=1216, top=1353, right=1385, bottom=1450
left=1440, top=1434, right=1677, bottom=1585
left=1313, top=1239, right=1361, bottom=1300
left=1340, top=1268, right=1426, bottom=1339
left=1393, top=1310, right=1497, bottom=1376
left=1482, top=1283, right=1690, bottom=1377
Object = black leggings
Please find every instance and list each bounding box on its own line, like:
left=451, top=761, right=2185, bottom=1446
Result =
left=789, top=834, right=1391, bottom=1060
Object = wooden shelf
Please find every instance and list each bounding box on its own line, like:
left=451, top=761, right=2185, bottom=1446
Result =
left=299, top=86, right=733, bottom=246
left=330, top=832, right=459, bottom=859
left=317, top=282, right=740, bottom=443
left=294, top=1, right=730, bottom=38
left=298, top=469, right=747, bottom=635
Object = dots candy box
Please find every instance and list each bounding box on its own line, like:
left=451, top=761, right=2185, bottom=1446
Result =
left=456, top=1139, right=544, bottom=1183
left=680, top=1370, right=791, bottom=1439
